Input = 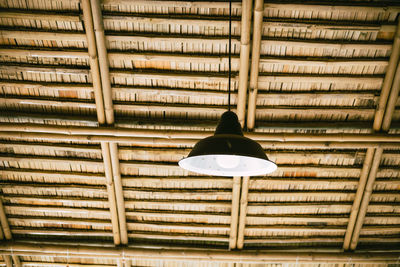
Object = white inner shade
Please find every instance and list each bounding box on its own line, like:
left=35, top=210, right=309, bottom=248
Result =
left=179, top=154, right=277, bottom=177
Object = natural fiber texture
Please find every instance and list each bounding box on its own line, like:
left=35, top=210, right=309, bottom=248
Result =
left=0, top=0, right=400, bottom=265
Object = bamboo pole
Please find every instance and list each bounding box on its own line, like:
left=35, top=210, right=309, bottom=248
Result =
left=82, top=0, right=106, bottom=125
left=3, top=255, right=12, bottom=267
left=228, top=176, right=241, bottom=249
left=90, top=0, right=114, bottom=125
left=236, top=0, right=252, bottom=127
left=101, top=142, right=121, bottom=245
left=1, top=123, right=400, bottom=142
left=246, top=0, right=264, bottom=130
left=382, top=62, right=400, bottom=131
left=373, top=19, right=400, bottom=131
left=350, top=148, right=383, bottom=250
left=1, top=131, right=400, bottom=149
left=0, top=200, right=22, bottom=267
left=110, top=143, right=128, bottom=245
left=236, top=176, right=249, bottom=249
left=342, top=148, right=375, bottom=250
left=0, top=241, right=399, bottom=263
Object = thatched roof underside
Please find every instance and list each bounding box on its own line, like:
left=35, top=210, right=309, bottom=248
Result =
left=0, top=0, right=399, bottom=266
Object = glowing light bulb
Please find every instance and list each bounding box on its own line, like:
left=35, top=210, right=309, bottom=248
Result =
left=216, top=155, right=240, bottom=169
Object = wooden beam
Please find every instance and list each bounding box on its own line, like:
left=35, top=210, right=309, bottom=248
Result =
left=247, top=0, right=264, bottom=130
left=1, top=123, right=400, bottom=142
left=382, top=61, right=400, bottom=131
left=373, top=19, right=400, bottom=130
left=0, top=200, right=22, bottom=267
left=349, top=148, right=384, bottom=250
left=237, top=0, right=252, bottom=127
left=110, top=143, right=128, bottom=244
left=236, top=176, right=249, bottom=249
left=100, top=142, right=121, bottom=245
left=90, top=0, right=114, bottom=125
left=228, top=176, right=241, bottom=249
left=1, top=241, right=400, bottom=263
left=82, top=0, right=107, bottom=124
left=343, top=20, right=400, bottom=252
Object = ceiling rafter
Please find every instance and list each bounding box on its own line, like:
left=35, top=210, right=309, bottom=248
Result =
left=343, top=19, right=400, bottom=251
left=82, top=0, right=128, bottom=246
left=0, top=200, right=21, bottom=267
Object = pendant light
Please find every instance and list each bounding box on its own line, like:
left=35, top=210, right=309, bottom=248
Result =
left=178, top=0, right=277, bottom=177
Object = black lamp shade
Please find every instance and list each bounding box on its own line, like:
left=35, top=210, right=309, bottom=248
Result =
left=179, top=111, right=277, bottom=176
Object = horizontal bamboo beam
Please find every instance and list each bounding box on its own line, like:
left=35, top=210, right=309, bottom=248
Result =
left=0, top=241, right=399, bottom=263
left=2, top=48, right=392, bottom=67
left=1, top=123, right=399, bottom=142
left=0, top=29, right=392, bottom=50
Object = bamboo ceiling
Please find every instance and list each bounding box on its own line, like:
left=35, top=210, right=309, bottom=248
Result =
left=0, top=0, right=400, bottom=266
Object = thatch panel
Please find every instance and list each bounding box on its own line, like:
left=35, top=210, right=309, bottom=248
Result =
left=122, top=177, right=232, bottom=190
left=257, top=76, right=383, bottom=91
left=376, top=168, right=400, bottom=178
left=367, top=204, right=400, bottom=213
left=0, top=50, right=89, bottom=67
left=0, top=156, right=104, bottom=173
left=244, top=227, right=346, bottom=237
left=262, top=23, right=395, bottom=42
left=273, top=166, right=361, bottom=178
left=245, top=215, right=348, bottom=226
left=243, top=238, right=343, bottom=248
left=112, top=87, right=234, bottom=106
left=127, top=211, right=231, bottom=225
left=0, top=168, right=105, bottom=185
left=364, top=216, right=400, bottom=225
left=381, top=152, right=400, bottom=166
left=370, top=193, right=400, bottom=202
left=0, top=12, right=83, bottom=31
left=0, top=30, right=87, bottom=48
left=255, top=108, right=376, bottom=122
left=0, top=65, right=91, bottom=84
left=101, top=1, right=240, bottom=16
left=3, top=205, right=111, bottom=220
left=103, top=16, right=241, bottom=37
left=0, top=184, right=107, bottom=199
left=110, top=71, right=234, bottom=91
left=247, top=192, right=355, bottom=203
left=259, top=59, right=388, bottom=75
left=374, top=179, right=400, bottom=191
left=7, top=216, right=112, bottom=231
left=0, top=142, right=101, bottom=159
left=120, top=162, right=187, bottom=176
left=20, top=255, right=117, bottom=267
left=249, top=178, right=359, bottom=191
left=247, top=204, right=352, bottom=216
left=3, top=196, right=109, bottom=210
left=115, top=120, right=216, bottom=133
left=108, top=53, right=240, bottom=72
left=263, top=4, right=400, bottom=22
left=360, top=226, right=400, bottom=236
left=0, top=112, right=98, bottom=127
left=119, top=163, right=361, bottom=178
left=0, top=0, right=80, bottom=11
left=0, top=97, right=97, bottom=117
left=269, top=151, right=360, bottom=166
left=114, top=104, right=226, bottom=121
left=260, top=41, right=391, bottom=58
left=106, top=35, right=241, bottom=54
left=12, top=228, right=113, bottom=239
left=256, top=93, right=380, bottom=107
left=0, top=82, right=93, bottom=100
left=123, top=189, right=232, bottom=202
left=127, top=222, right=230, bottom=236
left=125, top=201, right=231, bottom=214
left=118, top=148, right=360, bottom=166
